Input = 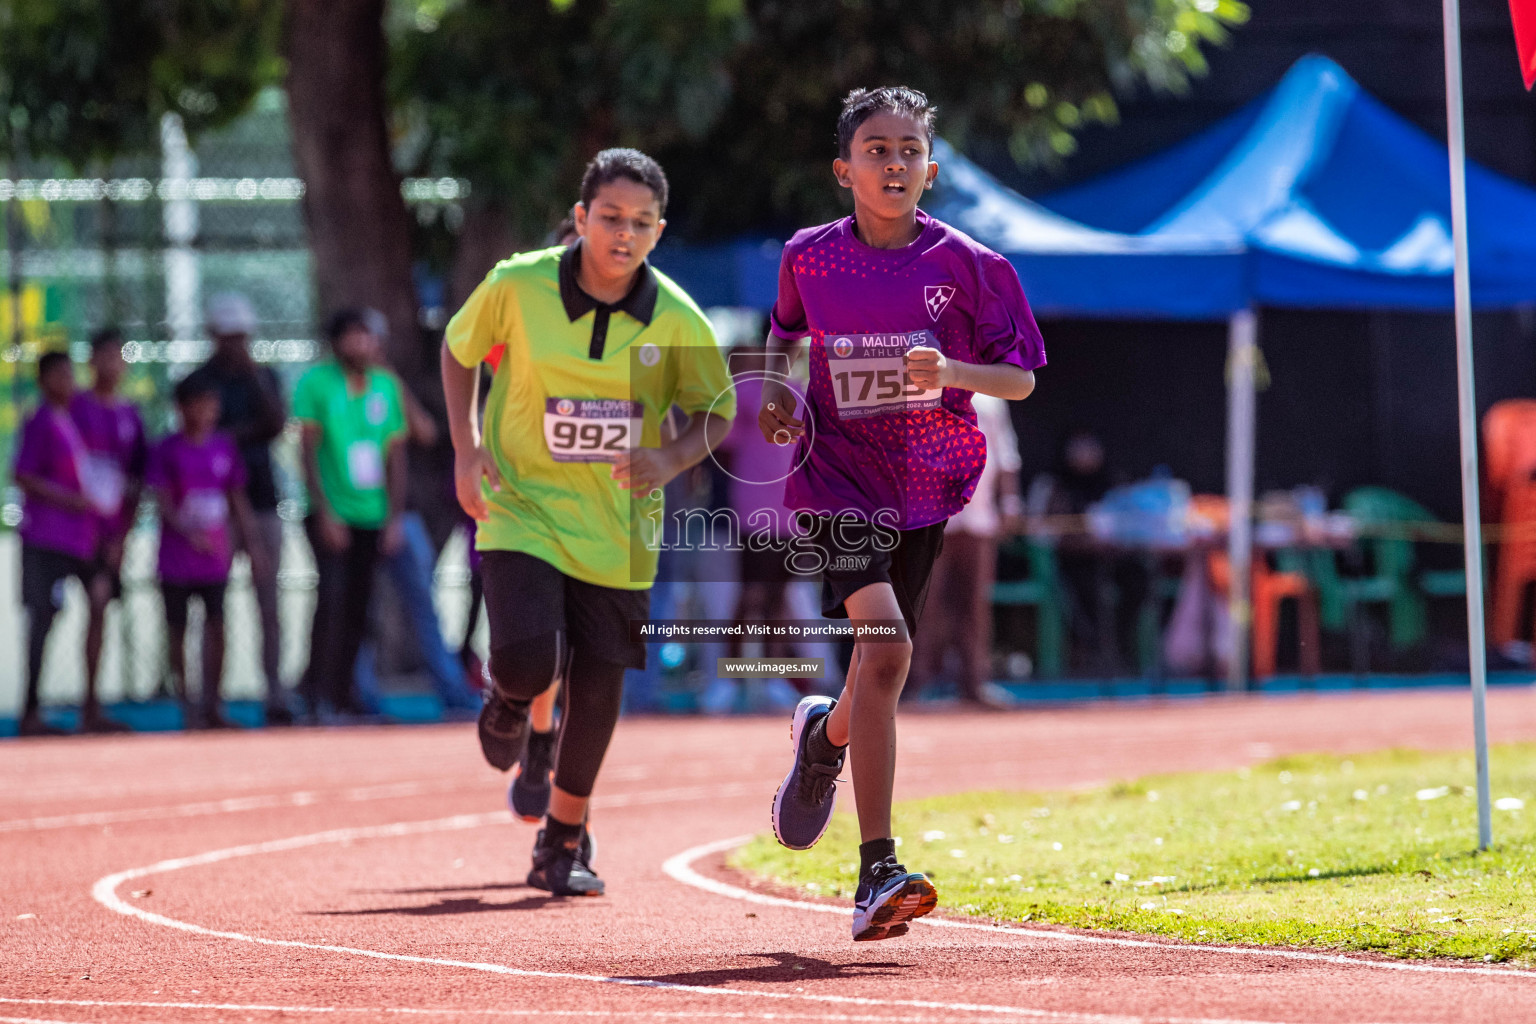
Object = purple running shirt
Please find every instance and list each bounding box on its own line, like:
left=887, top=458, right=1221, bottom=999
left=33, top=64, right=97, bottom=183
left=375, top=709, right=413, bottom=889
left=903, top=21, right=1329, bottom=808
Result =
left=70, top=390, right=147, bottom=538
left=770, top=209, right=1046, bottom=528
left=148, top=432, right=246, bottom=585
left=12, top=404, right=100, bottom=560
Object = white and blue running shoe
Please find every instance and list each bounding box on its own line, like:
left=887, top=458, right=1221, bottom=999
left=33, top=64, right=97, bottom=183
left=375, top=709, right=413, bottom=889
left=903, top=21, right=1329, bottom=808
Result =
left=852, top=855, right=938, bottom=941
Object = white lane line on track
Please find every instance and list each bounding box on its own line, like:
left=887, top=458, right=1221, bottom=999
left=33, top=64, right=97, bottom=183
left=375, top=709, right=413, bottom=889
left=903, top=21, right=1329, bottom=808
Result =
left=0, top=780, right=466, bottom=833
left=0, top=999, right=1086, bottom=1023
left=89, top=813, right=1325, bottom=1024
left=662, top=836, right=1536, bottom=983
left=0, top=775, right=767, bottom=834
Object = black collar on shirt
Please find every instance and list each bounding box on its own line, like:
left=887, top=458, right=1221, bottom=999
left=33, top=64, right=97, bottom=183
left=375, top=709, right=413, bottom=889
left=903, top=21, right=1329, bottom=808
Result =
left=557, top=239, right=659, bottom=360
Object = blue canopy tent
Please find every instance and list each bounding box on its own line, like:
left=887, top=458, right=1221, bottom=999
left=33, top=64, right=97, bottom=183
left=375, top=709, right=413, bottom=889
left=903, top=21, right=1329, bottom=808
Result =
left=661, top=56, right=1536, bottom=317
left=1036, top=54, right=1536, bottom=310
left=656, top=53, right=1536, bottom=688
left=925, top=54, right=1536, bottom=688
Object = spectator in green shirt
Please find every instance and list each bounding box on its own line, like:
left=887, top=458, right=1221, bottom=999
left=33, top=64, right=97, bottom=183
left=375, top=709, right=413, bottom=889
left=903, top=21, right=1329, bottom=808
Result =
left=292, top=308, right=408, bottom=718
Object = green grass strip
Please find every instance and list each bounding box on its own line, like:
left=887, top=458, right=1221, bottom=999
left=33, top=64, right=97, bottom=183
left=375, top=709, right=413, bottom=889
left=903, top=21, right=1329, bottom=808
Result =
left=734, top=745, right=1536, bottom=964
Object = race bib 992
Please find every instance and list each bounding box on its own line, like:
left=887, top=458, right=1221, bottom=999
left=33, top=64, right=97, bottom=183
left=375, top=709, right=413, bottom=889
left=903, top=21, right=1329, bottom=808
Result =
left=825, top=331, right=942, bottom=420
left=543, top=398, right=644, bottom=463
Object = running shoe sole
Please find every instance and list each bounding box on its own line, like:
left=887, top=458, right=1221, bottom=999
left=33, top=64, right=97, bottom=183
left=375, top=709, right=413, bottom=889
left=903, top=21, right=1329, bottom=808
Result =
left=852, top=873, right=938, bottom=942
left=770, top=696, right=836, bottom=851
left=477, top=697, right=527, bottom=772
left=508, top=763, right=551, bottom=823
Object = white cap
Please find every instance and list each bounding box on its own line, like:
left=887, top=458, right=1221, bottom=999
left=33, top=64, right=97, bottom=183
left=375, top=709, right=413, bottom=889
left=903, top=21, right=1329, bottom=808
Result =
left=206, top=292, right=258, bottom=337
left=361, top=307, right=389, bottom=340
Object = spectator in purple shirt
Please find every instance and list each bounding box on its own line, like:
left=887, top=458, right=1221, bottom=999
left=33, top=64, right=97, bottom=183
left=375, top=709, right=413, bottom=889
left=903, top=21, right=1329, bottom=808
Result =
left=70, top=327, right=147, bottom=733
left=148, top=373, right=265, bottom=729
left=192, top=293, right=291, bottom=724
left=13, top=352, right=97, bottom=736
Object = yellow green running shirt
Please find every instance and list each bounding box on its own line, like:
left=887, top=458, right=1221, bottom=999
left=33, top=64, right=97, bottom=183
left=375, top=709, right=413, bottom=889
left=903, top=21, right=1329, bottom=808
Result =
left=446, top=243, right=736, bottom=590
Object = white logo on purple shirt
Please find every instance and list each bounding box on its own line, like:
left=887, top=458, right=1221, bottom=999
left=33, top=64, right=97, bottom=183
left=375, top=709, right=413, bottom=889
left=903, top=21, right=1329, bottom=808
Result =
left=924, top=284, right=955, bottom=320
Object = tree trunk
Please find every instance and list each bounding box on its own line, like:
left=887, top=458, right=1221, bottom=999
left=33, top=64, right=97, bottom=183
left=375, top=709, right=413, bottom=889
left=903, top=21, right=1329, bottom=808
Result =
left=284, top=0, right=459, bottom=571
left=283, top=0, right=420, bottom=372
left=447, top=200, right=521, bottom=313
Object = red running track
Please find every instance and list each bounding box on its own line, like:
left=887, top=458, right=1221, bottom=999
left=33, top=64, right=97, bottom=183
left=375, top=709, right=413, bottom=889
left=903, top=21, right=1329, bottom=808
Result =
left=7, top=689, right=1536, bottom=1024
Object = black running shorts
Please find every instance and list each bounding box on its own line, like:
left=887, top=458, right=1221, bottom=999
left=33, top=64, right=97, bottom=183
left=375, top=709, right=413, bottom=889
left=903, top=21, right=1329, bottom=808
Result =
left=795, top=513, right=945, bottom=637
left=480, top=550, right=651, bottom=670
left=162, top=581, right=228, bottom=628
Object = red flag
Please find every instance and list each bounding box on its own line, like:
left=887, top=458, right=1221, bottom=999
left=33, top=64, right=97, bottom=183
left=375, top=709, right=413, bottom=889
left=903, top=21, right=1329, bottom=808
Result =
left=1511, top=0, right=1536, bottom=89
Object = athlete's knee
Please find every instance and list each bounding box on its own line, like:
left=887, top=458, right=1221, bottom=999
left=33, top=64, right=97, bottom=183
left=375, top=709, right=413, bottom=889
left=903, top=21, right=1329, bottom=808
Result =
left=856, top=639, right=912, bottom=692
left=488, top=631, right=562, bottom=703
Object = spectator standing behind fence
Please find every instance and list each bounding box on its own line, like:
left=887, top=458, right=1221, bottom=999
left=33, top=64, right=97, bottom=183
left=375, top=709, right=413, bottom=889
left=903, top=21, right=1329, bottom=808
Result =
left=293, top=309, right=408, bottom=720
left=353, top=311, right=482, bottom=716
left=909, top=393, right=1025, bottom=709
left=71, top=328, right=148, bottom=733
left=149, top=374, right=264, bottom=729
left=192, top=293, right=292, bottom=724
left=13, top=353, right=98, bottom=736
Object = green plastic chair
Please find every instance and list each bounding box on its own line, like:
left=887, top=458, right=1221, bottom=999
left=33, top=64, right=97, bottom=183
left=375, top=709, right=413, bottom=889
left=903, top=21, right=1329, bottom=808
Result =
left=1276, top=546, right=1348, bottom=632
left=993, top=536, right=1065, bottom=678
left=1136, top=568, right=1185, bottom=678
left=1339, top=486, right=1434, bottom=652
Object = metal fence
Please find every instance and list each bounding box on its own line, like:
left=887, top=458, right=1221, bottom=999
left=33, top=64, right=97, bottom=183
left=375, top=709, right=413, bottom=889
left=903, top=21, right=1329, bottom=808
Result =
left=0, top=88, right=478, bottom=714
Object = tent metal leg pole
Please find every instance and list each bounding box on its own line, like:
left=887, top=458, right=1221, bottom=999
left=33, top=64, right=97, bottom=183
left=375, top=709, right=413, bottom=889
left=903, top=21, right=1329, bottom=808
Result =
left=1441, top=0, right=1493, bottom=850
left=1225, top=308, right=1257, bottom=693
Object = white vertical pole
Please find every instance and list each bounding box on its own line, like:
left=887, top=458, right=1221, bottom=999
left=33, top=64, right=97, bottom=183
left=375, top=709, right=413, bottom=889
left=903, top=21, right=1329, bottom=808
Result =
left=1441, top=0, right=1493, bottom=850
left=161, top=113, right=200, bottom=344
left=1226, top=308, right=1258, bottom=692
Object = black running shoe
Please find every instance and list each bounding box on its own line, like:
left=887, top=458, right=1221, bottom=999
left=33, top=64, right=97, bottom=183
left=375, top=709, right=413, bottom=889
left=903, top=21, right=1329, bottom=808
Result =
left=17, top=715, right=67, bottom=737
left=196, top=708, right=240, bottom=730
left=771, top=696, right=844, bottom=850
left=509, top=728, right=556, bottom=822
left=852, top=854, right=938, bottom=941
left=79, top=710, right=132, bottom=734
left=478, top=691, right=529, bottom=772
left=526, top=826, right=604, bottom=896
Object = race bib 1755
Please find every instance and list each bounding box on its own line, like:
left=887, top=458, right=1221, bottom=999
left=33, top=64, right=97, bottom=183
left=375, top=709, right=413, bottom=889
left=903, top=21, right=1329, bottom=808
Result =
left=825, top=331, right=942, bottom=420
left=543, top=398, right=644, bottom=462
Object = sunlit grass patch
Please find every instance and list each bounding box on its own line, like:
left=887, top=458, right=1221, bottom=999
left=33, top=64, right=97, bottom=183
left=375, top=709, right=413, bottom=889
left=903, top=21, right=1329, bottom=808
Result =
left=733, top=745, right=1536, bottom=964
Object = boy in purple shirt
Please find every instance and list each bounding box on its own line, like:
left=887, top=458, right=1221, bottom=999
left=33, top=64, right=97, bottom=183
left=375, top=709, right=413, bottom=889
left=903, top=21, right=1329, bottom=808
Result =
left=70, top=327, right=147, bottom=732
left=13, top=352, right=99, bottom=736
left=148, top=373, right=264, bottom=729
left=761, top=87, right=1045, bottom=941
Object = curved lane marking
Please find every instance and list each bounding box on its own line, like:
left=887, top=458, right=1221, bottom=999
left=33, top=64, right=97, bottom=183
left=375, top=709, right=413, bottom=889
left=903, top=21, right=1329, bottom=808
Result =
left=662, top=835, right=1536, bottom=981
left=91, top=813, right=1138, bottom=1022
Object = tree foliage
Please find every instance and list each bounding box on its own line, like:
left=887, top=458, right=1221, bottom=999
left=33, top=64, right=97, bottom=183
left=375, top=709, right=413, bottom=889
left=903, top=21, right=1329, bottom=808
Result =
left=388, top=0, right=749, bottom=243
left=389, top=0, right=1247, bottom=241
left=0, top=0, right=283, bottom=170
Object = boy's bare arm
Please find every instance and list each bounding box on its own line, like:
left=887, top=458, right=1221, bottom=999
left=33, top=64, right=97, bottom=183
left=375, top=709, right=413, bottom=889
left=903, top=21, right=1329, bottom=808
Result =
left=759, top=333, right=807, bottom=442
left=440, top=341, right=500, bottom=521
left=300, top=423, right=348, bottom=552
left=904, top=347, right=1035, bottom=401
left=16, top=472, right=92, bottom=512
left=610, top=410, right=731, bottom=494
left=229, top=489, right=269, bottom=577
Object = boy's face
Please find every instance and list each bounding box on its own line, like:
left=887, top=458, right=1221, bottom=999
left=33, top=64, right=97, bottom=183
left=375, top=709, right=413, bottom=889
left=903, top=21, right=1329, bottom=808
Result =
left=181, top=392, right=221, bottom=434
left=833, top=111, right=938, bottom=223
left=574, top=179, right=665, bottom=283
left=90, top=343, right=125, bottom=390
left=39, top=363, right=74, bottom=404
left=334, top=324, right=378, bottom=370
